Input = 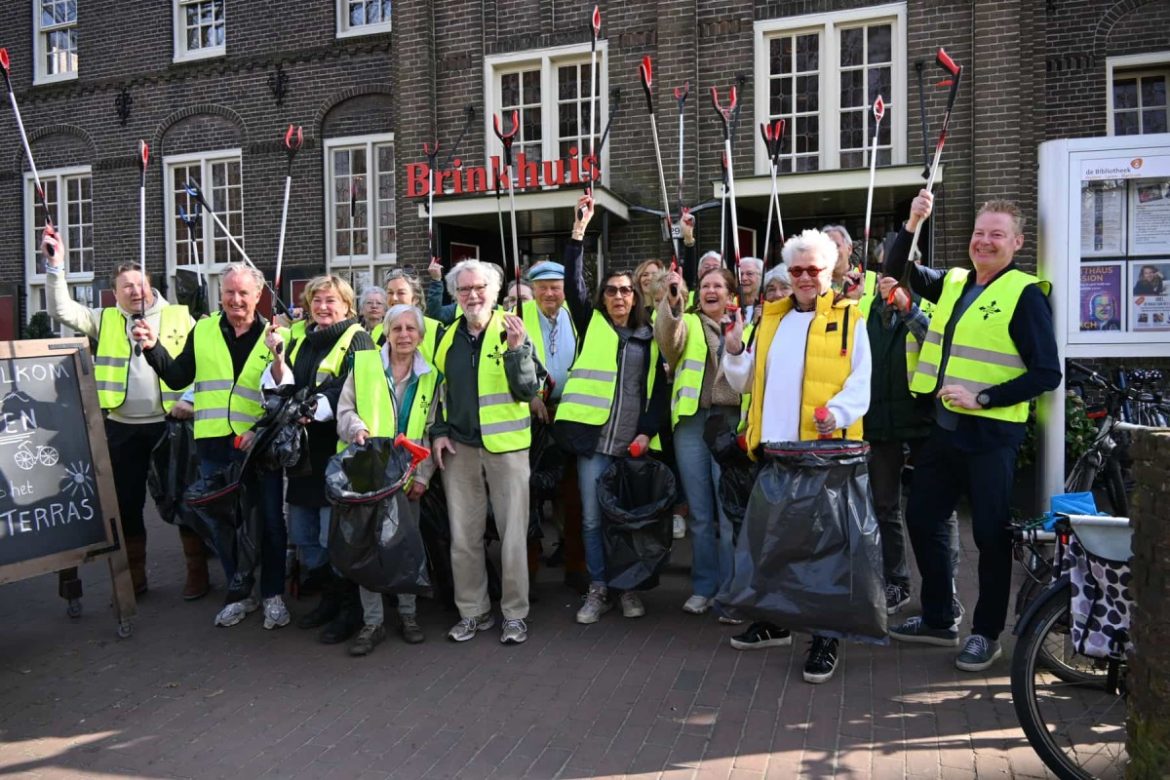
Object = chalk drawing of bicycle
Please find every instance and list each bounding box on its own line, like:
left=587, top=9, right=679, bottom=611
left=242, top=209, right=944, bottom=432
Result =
left=14, top=441, right=58, bottom=470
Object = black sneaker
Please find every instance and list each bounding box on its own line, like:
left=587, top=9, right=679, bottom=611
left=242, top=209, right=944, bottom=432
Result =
left=889, top=616, right=959, bottom=647
left=802, top=636, right=839, bottom=684
left=885, top=584, right=911, bottom=614
left=730, top=622, right=792, bottom=650
left=955, top=634, right=1002, bottom=672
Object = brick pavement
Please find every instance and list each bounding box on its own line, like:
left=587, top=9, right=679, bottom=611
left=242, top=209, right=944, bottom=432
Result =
left=0, top=509, right=1058, bottom=780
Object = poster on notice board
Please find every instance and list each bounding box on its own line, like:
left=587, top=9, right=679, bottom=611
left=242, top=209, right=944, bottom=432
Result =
left=1130, top=260, right=1170, bottom=331
left=1079, top=263, right=1124, bottom=331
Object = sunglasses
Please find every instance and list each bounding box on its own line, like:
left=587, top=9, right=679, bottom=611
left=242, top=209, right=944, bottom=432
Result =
left=603, top=284, right=635, bottom=297
left=787, top=265, right=823, bottom=278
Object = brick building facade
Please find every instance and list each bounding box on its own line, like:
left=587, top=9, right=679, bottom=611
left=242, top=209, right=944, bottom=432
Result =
left=0, top=1, right=1167, bottom=336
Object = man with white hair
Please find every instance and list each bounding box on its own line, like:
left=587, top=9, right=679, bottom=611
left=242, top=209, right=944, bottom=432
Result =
left=430, top=260, right=541, bottom=644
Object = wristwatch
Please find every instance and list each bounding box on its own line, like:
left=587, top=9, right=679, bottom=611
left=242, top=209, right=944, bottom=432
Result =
left=976, top=391, right=991, bottom=409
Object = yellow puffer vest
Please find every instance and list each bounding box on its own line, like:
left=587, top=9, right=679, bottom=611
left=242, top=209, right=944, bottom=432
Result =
left=744, top=293, right=863, bottom=457
left=909, top=267, right=1046, bottom=423
left=434, top=311, right=531, bottom=453
left=192, top=314, right=284, bottom=439
left=95, top=305, right=191, bottom=412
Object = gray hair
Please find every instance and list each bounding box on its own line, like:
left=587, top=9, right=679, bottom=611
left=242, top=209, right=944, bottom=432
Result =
left=698, top=250, right=722, bottom=270
left=821, top=224, right=852, bottom=247
left=382, top=304, right=426, bottom=336
left=446, top=259, right=502, bottom=301
left=358, top=285, right=387, bottom=307
left=220, top=262, right=265, bottom=291
left=781, top=229, right=838, bottom=271
left=763, top=264, right=791, bottom=288
left=382, top=267, right=424, bottom=305
left=740, top=257, right=764, bottom=275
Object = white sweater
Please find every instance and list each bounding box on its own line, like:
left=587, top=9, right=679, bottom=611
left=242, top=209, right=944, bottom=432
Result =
left=46, top=266, right=187, bottom=425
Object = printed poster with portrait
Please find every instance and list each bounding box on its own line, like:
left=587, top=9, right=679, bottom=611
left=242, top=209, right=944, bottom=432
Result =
left=1129, top=260, right=1170, bottom=332
left=1079, top=263, right=1124, bottom=332
left=1128, top=179, right=1170, bottom=255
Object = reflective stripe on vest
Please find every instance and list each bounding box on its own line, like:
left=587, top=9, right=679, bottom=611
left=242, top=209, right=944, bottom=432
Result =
left=908, top=267, right=1043, bottom=423
left=95, top=305, right=191, bottom=412
left=670, top=313, right=706, bottom=429
left=192, top=314, right=281, bottom=439
left=346, top=349, right=440, bottom=452
left=904, top=331, right=922, bottom=385
left=288, top=321, right=364, bottom=385
left=434, top=312, right=531, bottom=453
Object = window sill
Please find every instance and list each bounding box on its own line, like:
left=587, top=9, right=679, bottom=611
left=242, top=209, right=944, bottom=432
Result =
left=33, top=71, right=79, bottom=87
left=336, top=23, right=392, bottom=39
left=172, top=46, right=226, bottom=65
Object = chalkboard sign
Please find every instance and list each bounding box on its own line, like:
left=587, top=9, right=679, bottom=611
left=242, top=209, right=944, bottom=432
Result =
left=0, top=340, right=134, bottom=634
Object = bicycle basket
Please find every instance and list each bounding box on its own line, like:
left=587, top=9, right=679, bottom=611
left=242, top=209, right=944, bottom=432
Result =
left=1060, top=516, right=1134, bottom=660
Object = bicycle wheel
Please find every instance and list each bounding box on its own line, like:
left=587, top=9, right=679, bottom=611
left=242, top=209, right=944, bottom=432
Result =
left=1011, top=585, right=1127, bottom=779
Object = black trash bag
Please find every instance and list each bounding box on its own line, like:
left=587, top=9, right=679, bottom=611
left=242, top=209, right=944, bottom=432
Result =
left=716, top=440, right=887, bottom=644
left=702, top=410, right=759, bottom=545
left=184, top=461, right=262, bottom=601
left=252, top=388, right=315, bottom=475
left=325, top=439, right=431, bottom=595
left=597, top=457, right=676, bottom=591
left=147, top=418, right=201, bottom=530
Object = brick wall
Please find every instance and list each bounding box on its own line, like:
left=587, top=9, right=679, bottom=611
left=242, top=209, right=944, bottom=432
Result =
left=1126, top=429, right=1170, bottom=777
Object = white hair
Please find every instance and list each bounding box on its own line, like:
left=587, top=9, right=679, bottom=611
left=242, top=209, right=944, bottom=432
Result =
left=821, top=224, right=852, bottom=247
left=698, top=250, right=722, bottom=270
left=763, top=264, right=791, bottom=288
left=382, top=304, right=426, bottom=336
left=358, top=285, right=387, bottom=307
left=445, top=259, right=502, bottom=301
left=780, top=229, right=838, bottom=271
left=220, top=262, right=265, bottom=290
left=740, top=257, right=764, bottom=275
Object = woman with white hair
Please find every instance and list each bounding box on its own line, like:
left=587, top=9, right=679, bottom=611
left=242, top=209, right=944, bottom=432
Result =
left=336, top=303, right=441, bottom=654
left=358, top=286, right=388, bottom=336
left=721, top=228, right=872, bottom=685
left=762, top=264, right=792, bottom=302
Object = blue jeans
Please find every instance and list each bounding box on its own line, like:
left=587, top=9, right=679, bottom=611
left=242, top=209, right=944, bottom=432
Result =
left=673, top=408, right=735, bottom=598
left=288, top=504, right=331, bottom=573
left=577, top=452, right=616, bottom=584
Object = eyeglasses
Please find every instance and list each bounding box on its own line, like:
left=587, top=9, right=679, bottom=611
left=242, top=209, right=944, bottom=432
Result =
left=456, top=284, right=488, bottom=297
left=603, top=285, right=634, bottom=297
left=787, top=266, right=822, bottom=278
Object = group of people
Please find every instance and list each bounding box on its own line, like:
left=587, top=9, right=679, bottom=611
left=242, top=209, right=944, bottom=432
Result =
left=40, top=184, right=1059, bottom=683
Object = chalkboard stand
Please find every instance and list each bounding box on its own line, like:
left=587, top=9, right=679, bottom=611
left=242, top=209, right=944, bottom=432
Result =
left=0, top=340, right=137, bottom=638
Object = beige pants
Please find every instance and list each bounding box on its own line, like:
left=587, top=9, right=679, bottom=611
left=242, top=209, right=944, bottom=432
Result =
left=442, top=444, right=530, bottom=620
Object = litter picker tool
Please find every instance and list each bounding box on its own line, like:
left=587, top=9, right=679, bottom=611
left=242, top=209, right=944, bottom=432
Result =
left=908, top=48, right=962, bottom=263
left=178, top=202, right=207, bottom=315
left=585, top=5, right=601, bottom=203
left=712, top=85, right=744, bottom=308
left=640, top=56, right=682, bottom=295
left=759, top=119, right=785, bottom=266
left=423, top=138, right=440, bottom=266
left=492, top=110, right=524, bottom=318
left=134, top=141, right=150, bottom=355
left=674, top=81, right=689, bottom=214
left=1, top=49, right=52, bottom=227
left=274, top=125, right=303, bottom=315
left=861, top=96, right=885, bottom=275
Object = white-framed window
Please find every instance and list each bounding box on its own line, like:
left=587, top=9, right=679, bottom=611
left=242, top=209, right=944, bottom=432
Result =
left=1107, top=54, right=1169, bottom=136
left=33, top=0, right=78, bottom=84
left=484, top=42, right=609, bottom=180
left=164, top=150, right=245, bottom=301
left=324, top=134, right=396, bottom=290
left=24, top=166, right=95, bottom=335
left=173, top=0, right=225, bottom=63
left=336, top=0, right=391, bottom=38
left=754, top=3, right=906, bottom=174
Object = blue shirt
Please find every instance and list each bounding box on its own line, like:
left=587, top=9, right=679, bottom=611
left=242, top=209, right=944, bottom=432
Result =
left=539, top=307, right=575, bottom=400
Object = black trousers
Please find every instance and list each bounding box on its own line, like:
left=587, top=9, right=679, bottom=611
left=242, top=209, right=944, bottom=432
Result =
left=905, top=427, right=1018, bottom=640
left=104, top=418, right=166, bottom=539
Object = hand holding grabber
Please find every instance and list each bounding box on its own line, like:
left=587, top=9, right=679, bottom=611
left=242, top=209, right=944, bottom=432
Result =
left=275, top=124, right=303, bottom=316
left=1, top=49, right=52, bottom=227
left=493, top=110, right=524, bottom=319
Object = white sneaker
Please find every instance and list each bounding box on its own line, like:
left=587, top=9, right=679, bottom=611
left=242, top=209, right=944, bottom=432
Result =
left=620, top=592, right=645, bottom=618
left=576, top=583, right=612, bottom=624
left=682, top=594, right=711, bottom=614
left=262, top=596, right=290, bottom=630
left=672, top=514, right=687, bottom=539
left=214, top=597, right=259, bottom=627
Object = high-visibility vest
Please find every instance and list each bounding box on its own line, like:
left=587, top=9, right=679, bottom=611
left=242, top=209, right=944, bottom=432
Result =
left=909, top=267, right=1046, bottom=423
left=95, top=305, right=191, bottom=412
left=345, top=349, right=439, bottom=450
left=743, top=293, right=864, bottom=455
left=373, top=317, right=441, bottom=361
left=735, top=320, right=755, bottom=434
left=669, top=313, right=707, bottom=429
left=522, top=303, right=578, bottom=365
left=434, top=311, right=531, bottom=453
left=371, top=323, right=383, bottom=345
left=555, top=311, right=661, bottom=450
left=857, top=270, right=878, bottom=319
left=191, top=314, right=284, bottom=439
left=287, top=321, right=365, bottom=386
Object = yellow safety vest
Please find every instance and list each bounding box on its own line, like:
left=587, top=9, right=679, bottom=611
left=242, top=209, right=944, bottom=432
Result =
left=669, top=313, right=708, bottom=429
left=95, top=305, right=191, bottom=412
left=522, top=304, right=578, bottom=365
left=287, top=321, right=365, bottom=386
left=434, top=311, right=531, bottom=453
left=370, top=323, right=383, bottom=345
left=909, top=267, right=1046, bottom=423
left=344, top=349, right=439, bottom=451
left=857, top=270, right=878, bottom=319
left=743, top=293, right=864, bottom=457
left=555, top=311, right=661, bottom=450
left=191, top=314, right=284, bottom=439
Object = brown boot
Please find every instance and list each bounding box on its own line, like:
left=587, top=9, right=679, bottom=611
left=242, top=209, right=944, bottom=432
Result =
left=126, top=535, right=148, bottom=595
left=179, top=527, right=210, bottom=601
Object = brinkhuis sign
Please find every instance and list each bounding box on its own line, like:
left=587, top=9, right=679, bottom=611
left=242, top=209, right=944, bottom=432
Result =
left=405, top=151, right=600, bottom=198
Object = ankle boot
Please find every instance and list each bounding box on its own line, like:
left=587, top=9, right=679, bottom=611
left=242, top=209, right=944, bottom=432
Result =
left=179, top=527, right=211, bottom=601
left=319, top=579, right=364, bottom=644
left=126, top=535, right=149, bottom=595
left=297, top=569, right=341, bottom=629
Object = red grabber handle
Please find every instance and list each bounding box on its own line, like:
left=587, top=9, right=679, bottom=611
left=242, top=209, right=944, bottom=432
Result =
left=814, top=406, right=833, bottom=439
left=592, top=5, right=601, bottom=37
left=422, top=140, right=440, bottom=158
left=138, top=140, right=150, bottom=172
left=628, top=439, right=645, bottom=458
left=872, top=95, right=886, bottom=124
left=673, top=81, right=689, bottom=105
left=284, top=124, right=304, bottom=152
left=935, top=48, right=963, bottom=110
left=492, top=111, right=519, bottom=167
left=710, top=85, right=738, bottom=126
left=639, top=55, right=655, bottom=113
left=394, top=433, right=432, bottom=468
left=759, top=119, right=785, bottom=161
left=0, top=48, right=11, bottom=88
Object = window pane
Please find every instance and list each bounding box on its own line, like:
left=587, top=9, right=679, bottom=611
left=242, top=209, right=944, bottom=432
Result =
left=1142, top=108, right=1167, bottom=134
left=840, top=70, right=863, bottom=109
left=839, top=110, right=863, bottom=154
left=523, top=70, right=541, bottom=102
left=796, top=75, right=818, bottom=112
left=1115, top=110, right=1139, bottom=135
left=840, top=28, right=863, bottom=67
left=501, top=73, right=519, bottom=106
left=1142, top=76, right=1167, bottom=107
left=867, top=25, right=892, bottom=63
left=868, top=67, right=892, bottom=103
left=796, top=34, right=818, bottom=71
left=1114, top=79, right=1138, bottom=110
left=770, top=37, right=791, bottom=76
left=558, top=65, right=578, bottom=100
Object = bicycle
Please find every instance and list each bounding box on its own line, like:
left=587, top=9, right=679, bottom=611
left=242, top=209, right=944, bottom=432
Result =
left=13, top=441, right=59, bottom=470
left=1011, top=513, right=1132, bottom=779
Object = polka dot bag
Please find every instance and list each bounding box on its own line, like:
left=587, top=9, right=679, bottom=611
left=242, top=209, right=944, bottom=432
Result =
left=1062, top=533, right=1134, bottom=660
